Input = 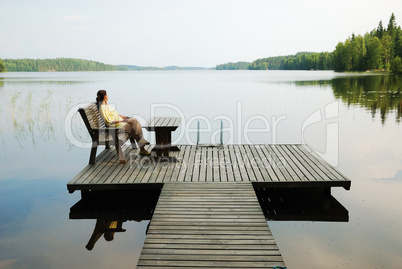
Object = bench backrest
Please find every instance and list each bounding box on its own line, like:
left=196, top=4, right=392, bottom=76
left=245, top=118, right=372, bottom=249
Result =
left=78, top=103, right=106, bottom=139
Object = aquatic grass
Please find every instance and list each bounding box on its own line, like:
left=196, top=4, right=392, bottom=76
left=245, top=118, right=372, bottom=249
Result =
left=26, top=90, right=36, bottom=145
left=9, top=90, right=22, bottom=116
left=37, top=89, right=56, bottom=142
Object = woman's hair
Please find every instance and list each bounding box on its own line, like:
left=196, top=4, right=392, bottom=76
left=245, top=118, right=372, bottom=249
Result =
left=96, top=90, right=107, bottom=109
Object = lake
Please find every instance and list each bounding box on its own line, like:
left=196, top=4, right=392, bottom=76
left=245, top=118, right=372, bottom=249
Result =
left=0, top=70, right=401, bottom=268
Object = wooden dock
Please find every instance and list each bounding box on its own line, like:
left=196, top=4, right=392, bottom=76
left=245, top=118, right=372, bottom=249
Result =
left=68, top=144, right=351, bottom=268
left=137, top=182, right=286, bottom=268
left=68, top=144, right=350, bottom=193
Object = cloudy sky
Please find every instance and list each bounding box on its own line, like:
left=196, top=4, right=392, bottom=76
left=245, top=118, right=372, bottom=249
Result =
left=0, top=0, right=400, bottom=67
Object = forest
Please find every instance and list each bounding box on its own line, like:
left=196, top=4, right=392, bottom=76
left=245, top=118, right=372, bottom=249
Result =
left=216, top=62, right=251, bottom=70
left=216, top=52, right=333, bottom=71
left=248, top=52, right=333, bottom=70
left=333, top=13, right=402, bottom=72
left=217, top=13, right=402, bottom=73
left=0, top=58, right=128, bottom=72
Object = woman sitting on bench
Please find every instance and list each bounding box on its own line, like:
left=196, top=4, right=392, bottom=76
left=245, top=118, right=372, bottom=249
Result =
left=96, top=90, right=151, bottom=156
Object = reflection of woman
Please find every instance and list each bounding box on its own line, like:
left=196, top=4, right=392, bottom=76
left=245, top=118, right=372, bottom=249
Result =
left=85, top=220, right=125, bottom=251
left=96, top=90, right=150, bottom=156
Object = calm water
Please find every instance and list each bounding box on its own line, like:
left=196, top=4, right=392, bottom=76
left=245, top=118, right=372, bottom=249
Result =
left=0, top=71, right=401, bottom=268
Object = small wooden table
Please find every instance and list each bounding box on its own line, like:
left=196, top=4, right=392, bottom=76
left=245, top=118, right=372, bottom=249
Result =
left=144, top=117, right=181, bottom=160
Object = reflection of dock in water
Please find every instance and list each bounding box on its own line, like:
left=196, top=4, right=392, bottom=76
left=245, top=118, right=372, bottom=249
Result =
left=68, top=144, right=351, bottom=268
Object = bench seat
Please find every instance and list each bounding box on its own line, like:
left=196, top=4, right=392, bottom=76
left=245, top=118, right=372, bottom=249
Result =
left=78, top=103, right=135, bottom=164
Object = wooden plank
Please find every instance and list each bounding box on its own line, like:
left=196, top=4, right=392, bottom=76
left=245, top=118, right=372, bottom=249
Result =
left=147, top=226, right=269, bottom=231
left=147, top=157, right=165, bottom=183
left=233, top=145, right=250, bottom=181
left=140, top=243, right=278, bottom=250
left=94, top=147, right=135, bottom=185
left=265, top=145, right=293, bottom=181
left=228, top=145, right=242, bottom=181
left=199, top=147, right=207, bottom=182
left=97, top=146, right=137, bottom=184
left=287, top=145, right=321, bottom=181
left=291, top=145, right=329, bottom=180
left=184, top=145, right=196, bottom=182
left=147, top=117, right=157, bottom=127
left=281, top=145, right=316, bottom=182
left=243, top=145, right=264, bottom=182
left=85, top=145, right=131, bottom=184
left=173, top=117, right=182, bottom=126
left=70, top=147, right=115, bottom=184
left=154, top=117, right=165, bottom=127
left=169, top=145, right=188, bottom=182
left=142, top=248, right=280, bottom=253
left=137, top=260, right=285, bottom=268
left=157, top=117, right=169, bottom=127
left=119, top=149, right=147, bottom=184
left=297, top=145, right=348, bottom=180
left=137, top=182, right=285, bottom=268
left=217, top=147, right=228, bottom=182
left=270, top=145, right=299, bottom=181
left=277, top=145, right=309, bottom=181
left=177, top=145, right=191, bottom=182
left=212, top=147, right=220, bottom=181
left=161, top=150, right=181, bottom=183
left=238, top=145, right=256, bottom=181
left=68, top=144, right=351, bottom=192
left=191, top=146, right=202, bottom=182
left=132, top=146, right=157, bottom=183
left=246, top=145, right=272, bottom=182
left=139, top=254, right=284, bottom=262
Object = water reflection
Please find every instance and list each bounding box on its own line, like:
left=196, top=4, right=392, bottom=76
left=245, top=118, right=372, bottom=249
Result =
left=86, top=220, right=127, bottom=251
left=255, top=187, right=349, bottom=222
left=296, top=74, right=402, bottom=124
left=69, top=189, right=160, bottom=251
left=332, top=75, right=402, bottom=124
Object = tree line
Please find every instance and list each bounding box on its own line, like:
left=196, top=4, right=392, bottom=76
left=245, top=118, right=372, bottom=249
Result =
left=249, top=52, right=333, bottom=70
left=217, top=52, right=333, bottom=71
left=216, top=13, right=402, bottom=74
left=0, top=58, right=128, bottom=72
left=333, top=13, right=402, bottom=73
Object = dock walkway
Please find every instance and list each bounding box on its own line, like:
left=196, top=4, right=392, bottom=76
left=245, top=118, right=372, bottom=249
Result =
left=137, top=182, right=286, bottom=268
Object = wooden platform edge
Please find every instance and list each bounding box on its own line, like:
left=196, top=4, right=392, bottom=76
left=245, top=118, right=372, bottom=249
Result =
left=252, top=180, right=351, bottom=190
left=67, top=183, right=164, bottom=193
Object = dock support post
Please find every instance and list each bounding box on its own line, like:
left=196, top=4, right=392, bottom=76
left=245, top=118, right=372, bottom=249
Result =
left=81, top=190, right=90, bottom=200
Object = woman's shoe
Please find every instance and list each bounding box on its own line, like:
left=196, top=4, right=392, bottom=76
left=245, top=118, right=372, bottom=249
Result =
left=139, top=139, right=150, bottom=145
left=140, top=149, right=151, bottom=156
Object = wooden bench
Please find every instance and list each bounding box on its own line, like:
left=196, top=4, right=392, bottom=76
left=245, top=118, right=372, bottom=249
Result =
left=78, top=103, right=135, bottom=165
left=144, top=117, right=181, bottom=159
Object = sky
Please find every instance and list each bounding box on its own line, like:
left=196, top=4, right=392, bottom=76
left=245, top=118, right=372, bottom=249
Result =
left=0, top=0, right=401, bottom=67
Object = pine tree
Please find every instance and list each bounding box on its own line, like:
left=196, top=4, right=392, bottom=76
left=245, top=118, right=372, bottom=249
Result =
left=377, top=21, right=384, bottom=39
left=387, top=13, right=397, bottom=37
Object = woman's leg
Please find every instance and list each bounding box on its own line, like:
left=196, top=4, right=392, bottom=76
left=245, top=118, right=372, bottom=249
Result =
left=121, top=118, right=148, bottom=148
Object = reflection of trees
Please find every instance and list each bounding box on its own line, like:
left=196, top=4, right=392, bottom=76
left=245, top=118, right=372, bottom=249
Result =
left=331, top=75, right=402, bottom=124
left=295, top=80, right=332, bottom=87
